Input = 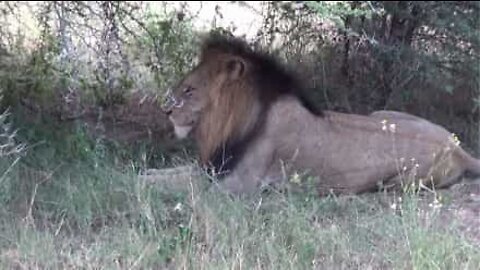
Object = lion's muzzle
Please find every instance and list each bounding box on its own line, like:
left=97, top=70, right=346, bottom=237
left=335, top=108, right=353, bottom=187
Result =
left=173, top=124, right=193, bottom=139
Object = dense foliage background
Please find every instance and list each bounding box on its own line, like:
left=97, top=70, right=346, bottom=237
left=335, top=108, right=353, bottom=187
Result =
left=0, top=1, right=478, bottom=162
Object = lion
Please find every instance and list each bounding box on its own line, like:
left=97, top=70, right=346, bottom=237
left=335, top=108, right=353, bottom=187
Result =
left=162, top=33, right=480, bottom=196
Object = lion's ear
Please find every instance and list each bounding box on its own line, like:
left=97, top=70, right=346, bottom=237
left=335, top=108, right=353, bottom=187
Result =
left=225, top=57, right=246, bottom=80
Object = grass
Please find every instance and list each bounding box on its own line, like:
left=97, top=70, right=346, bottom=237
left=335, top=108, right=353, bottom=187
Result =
left=0, top=118, right=478, bottom=269
left=0, top=156, right=479, bottom=270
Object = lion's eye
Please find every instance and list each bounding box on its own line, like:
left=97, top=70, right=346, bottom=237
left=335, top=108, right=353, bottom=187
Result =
left=183, top=86, right=194, bottom=96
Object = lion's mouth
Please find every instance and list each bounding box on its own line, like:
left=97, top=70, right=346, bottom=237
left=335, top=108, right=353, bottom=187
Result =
left=173, top=125, right=193, bottom=139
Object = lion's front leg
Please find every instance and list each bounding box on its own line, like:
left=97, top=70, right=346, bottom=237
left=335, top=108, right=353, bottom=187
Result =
left=217, top=173, right=260, bottom=195
left=214, top=138, right=279, bottom=195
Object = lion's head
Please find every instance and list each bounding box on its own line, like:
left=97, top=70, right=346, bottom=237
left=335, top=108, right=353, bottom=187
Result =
left=163, top=32, right=323, bottom=175
left=162, top=63, right=211, bottom=140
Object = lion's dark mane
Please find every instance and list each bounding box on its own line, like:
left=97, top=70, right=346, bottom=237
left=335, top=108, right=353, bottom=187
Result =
left=199, top=32, right=323, bottom=178
left=201, top=32, right=323, bottom=117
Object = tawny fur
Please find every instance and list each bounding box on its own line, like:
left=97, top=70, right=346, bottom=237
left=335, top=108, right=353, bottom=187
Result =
left=166, top=33, right=480, bottom=196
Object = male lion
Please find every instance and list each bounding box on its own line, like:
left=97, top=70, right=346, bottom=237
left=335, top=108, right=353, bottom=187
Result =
left=163, top=33, right=480, bottom=196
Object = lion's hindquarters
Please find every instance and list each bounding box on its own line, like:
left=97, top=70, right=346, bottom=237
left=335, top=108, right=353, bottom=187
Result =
left=315, top=113, right=470, bottom=191
left=461, top=150, right=480, bottom=177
